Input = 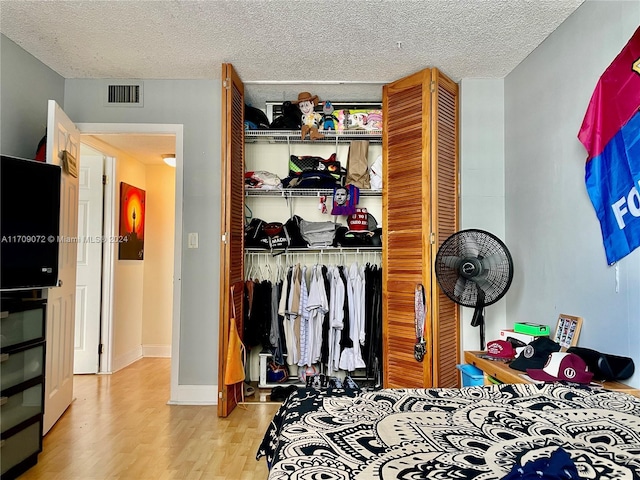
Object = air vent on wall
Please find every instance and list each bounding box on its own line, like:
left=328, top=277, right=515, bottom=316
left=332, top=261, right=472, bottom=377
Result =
left=104, top=81, right=143, bottom=107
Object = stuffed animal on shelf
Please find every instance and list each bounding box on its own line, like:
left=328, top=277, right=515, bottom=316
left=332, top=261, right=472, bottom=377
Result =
left=320, top=101, right=338, bottom=131
left=293, top=92, right=324, bottom=140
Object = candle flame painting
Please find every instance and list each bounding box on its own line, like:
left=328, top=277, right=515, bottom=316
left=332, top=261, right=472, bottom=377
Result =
left=119, top=182, right=145, bottom=260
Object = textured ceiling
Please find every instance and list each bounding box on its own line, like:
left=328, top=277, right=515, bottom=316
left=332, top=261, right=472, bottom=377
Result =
left=1, top=0, right=584, bottom=159
left=1, top=0, right=584, bottom=84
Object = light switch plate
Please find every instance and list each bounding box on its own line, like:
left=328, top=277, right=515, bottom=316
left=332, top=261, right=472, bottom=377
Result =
left=188, top=232, right=198, bottom=249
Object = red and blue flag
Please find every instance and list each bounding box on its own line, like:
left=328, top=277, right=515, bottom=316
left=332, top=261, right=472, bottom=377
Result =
left=578, top=27, right=640, bottom=264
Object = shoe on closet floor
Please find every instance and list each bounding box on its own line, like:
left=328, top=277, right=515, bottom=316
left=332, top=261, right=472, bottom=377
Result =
left=243, top=382, right=255, bottom=397
left=344, top=376, right=360, bottom=390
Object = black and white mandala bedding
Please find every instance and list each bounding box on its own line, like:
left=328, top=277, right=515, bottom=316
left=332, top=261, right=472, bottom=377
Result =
left=256, top=383, right=640, bottom=479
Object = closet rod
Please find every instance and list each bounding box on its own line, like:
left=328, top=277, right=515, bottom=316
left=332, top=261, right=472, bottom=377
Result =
left=245, top=248, right=381, bottom=255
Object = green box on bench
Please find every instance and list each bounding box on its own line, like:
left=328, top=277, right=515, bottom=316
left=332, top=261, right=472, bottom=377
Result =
left=513, top=322, right=550, bottom=336
left=457, top=364, right=484, bottom=387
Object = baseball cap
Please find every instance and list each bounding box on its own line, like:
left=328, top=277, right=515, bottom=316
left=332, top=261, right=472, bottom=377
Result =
left=509, top=336, right=561, bottom=372
left=486, top=340, right=516, bottom=360
left=527, top=352, right=594, bottom=384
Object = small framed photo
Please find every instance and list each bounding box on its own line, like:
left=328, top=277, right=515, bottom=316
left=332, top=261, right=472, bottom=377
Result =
left=553, top=314, right=583, bottom=350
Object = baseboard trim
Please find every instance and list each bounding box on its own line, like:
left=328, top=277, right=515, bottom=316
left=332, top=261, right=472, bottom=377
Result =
left=112, top=347, right=143, bottom=373
left=142, top=344, right=171, bottom=357
left=168, top=384, right=218, bottom=405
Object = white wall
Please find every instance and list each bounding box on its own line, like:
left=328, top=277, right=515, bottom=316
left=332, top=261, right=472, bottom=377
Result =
left=112, top=155, right=146, bottom=370
left=505, top=1, right=640, bottom=387
left=0, top=34, right=64, bottom=159
left=459, top=78, right=506, bottom=350
left=5, top=3, right=639, bottom=391
left=64, top=79, right=220, bottom=386
left=142, top=164, right=175, bottom=356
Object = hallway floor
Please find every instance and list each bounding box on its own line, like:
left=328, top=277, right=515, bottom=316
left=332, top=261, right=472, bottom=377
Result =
left=19, top=358, right=278, bottom=479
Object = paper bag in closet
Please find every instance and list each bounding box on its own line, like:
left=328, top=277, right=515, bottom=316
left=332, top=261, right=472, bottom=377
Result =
left=345, top=140, right=370, bottom=189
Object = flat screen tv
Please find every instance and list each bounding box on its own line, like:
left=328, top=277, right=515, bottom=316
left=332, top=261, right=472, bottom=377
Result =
left=1, top=155, right=62, bottom=290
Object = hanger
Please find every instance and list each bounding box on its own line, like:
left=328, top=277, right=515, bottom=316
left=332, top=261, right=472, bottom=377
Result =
left=265, top=259, right=274, bottom=283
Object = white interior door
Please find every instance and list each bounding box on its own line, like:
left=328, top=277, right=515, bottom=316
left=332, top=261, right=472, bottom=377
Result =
left=74, top=153, right=104, bottom=374
left=44, top=100, right=80, bottom=434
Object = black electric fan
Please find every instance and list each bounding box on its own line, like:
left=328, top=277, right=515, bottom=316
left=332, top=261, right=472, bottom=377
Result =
left=434, top=229, right=514, bottom=349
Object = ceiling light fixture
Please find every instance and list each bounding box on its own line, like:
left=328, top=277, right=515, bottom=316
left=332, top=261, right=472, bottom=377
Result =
left=162, top=154, right=176, bottom=167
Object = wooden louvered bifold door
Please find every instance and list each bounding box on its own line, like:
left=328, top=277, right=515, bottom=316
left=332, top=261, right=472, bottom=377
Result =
left=218, top=63, right=245, bottom=417
left=383, top=68, right=459, bottom=389
left=382, top=69, right=433, bottom=388
left=430, top=69, right=460, bottom=388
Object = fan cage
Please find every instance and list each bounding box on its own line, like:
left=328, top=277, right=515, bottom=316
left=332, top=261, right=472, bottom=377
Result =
left=435, top=229, right=513, bottom=307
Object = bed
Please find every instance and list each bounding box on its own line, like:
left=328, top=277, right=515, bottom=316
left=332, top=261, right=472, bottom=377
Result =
left=257, top=383, right=640, bottom=479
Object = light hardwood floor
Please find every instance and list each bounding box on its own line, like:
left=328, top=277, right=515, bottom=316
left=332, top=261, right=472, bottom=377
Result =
left=19, top=358, right=280, bottom=480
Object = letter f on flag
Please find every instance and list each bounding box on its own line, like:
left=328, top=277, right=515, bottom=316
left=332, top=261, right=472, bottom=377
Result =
left=578, top=27, right=640, bottom=265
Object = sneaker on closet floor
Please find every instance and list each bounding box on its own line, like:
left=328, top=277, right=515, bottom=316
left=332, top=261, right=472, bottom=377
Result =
left=328, top=377, right=343, bottom=389
left=243, top=383, right=255, bottom=397
left=344, top=376, right=360, bottom=390
left=306, top=374, right=326, bottom=389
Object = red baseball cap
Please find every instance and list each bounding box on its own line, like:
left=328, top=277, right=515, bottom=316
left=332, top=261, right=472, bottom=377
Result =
left=486, top=340, right=516, bottom=360
left=527, top=352, right=594, bottom=384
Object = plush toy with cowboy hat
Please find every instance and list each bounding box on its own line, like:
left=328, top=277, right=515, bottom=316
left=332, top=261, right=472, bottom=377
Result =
left=293, top=92, right=325, bottom=140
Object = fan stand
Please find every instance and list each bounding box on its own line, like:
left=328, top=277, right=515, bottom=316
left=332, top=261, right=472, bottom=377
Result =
left=471, top=306, right=486, bottom=350
left=470, top=288, right=486, bottom=350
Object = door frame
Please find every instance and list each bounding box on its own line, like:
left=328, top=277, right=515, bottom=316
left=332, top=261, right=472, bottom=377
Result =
left=77, top=122, right=184, bottom=403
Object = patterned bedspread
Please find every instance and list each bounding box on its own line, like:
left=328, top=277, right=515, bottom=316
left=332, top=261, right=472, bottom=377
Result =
left=256, top=383, right=640, bottom=479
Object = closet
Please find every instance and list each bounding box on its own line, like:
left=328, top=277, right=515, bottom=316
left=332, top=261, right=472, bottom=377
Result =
left=218, top=64, right=459, bottom=417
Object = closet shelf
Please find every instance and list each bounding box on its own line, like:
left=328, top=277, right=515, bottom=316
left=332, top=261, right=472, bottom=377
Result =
left=246, top=188, right=382, bottom=197
left=245, top=130, right=382, bottom=145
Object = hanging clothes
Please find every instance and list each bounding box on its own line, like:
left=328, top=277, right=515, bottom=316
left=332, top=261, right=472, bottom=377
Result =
left=284, top=264, right=302, bottom=365
left=320, top=265, right=331, bottom=365
left=298, top=266, right=311, bottom=367
left=243, top=279, right=263, bottom=348
left=251, top=254, right=383, bottom=380
left=270, top=280, right=286, bottom=365
left=338, top=265, right=352, bottom=353
left=259, top=279, right=273, bottom=349
left=363, top=264, right=383, bottom=380
left=304, top=264, right=328, bottom=366
left=327, top=265, right=345, bottom=375
left=339, top=262, right=366, bottom=372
